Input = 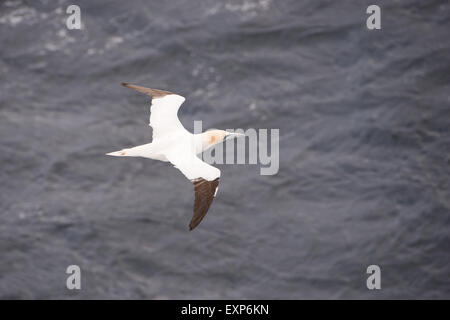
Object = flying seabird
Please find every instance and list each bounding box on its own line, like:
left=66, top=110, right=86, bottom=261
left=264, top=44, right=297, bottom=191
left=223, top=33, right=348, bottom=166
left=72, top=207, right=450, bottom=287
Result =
left=106, top=83, right=243, bottom=230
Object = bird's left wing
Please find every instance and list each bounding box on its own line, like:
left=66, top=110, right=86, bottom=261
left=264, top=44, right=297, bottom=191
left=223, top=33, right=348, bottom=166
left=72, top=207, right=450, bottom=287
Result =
left=121, top=82, right=187, bottom=140
left=164, top=148, right=221, bottom=230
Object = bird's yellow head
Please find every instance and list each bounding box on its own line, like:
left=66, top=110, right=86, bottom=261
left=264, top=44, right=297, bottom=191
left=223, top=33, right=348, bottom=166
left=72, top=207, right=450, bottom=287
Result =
left=203, top=130, right=227, bottom=148
left=201, top=130, right=245, bottom=150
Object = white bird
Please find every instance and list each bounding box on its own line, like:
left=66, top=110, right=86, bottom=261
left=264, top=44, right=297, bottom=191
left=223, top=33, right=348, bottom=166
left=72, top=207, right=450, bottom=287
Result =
left=107, top=83, right=243, bottom=230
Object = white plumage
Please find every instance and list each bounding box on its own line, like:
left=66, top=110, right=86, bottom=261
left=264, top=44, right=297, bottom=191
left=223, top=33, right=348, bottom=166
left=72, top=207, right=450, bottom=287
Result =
left=106, top=83, right=243, bottom=230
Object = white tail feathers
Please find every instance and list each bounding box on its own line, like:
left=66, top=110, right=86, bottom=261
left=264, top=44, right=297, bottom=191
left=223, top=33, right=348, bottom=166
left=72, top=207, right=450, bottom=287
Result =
left=106, top=149, right=128, bottom=156
left=105, top=143, right=168, bottom=161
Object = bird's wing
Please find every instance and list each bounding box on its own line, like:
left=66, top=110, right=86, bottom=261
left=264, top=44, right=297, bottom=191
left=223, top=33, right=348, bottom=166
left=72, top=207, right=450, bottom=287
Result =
left=191, top=178, right=220, bottom=230
left=121, top=82, right=187, bottom=140
left=164, top=148, right=221, bottom=230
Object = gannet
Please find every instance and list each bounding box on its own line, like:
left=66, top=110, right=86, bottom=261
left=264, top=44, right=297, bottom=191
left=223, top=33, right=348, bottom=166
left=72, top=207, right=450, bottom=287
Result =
left=106, top=83, right=243, bottom=230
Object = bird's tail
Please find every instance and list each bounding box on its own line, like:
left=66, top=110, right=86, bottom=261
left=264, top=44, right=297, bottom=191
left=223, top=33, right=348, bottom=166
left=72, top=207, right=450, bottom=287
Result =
left=106, top=143, right=154, bottom=158
left=106, top=149, right=129, bottom=156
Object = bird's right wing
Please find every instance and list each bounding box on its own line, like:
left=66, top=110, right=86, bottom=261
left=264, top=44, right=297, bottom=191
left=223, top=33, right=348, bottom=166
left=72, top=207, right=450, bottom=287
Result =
left=121, top=82, right=187, bottom=140
left=164, top=148, right=221, bottom=230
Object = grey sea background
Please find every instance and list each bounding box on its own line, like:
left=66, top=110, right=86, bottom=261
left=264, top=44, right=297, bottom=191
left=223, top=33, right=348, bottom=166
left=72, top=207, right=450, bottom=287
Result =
left=0, top=0, right=449, bottom=299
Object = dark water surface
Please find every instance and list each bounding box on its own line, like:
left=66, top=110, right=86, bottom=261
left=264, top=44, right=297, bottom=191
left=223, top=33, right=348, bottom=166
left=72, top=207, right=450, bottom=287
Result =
left=0, top=0, right=449, bottom=299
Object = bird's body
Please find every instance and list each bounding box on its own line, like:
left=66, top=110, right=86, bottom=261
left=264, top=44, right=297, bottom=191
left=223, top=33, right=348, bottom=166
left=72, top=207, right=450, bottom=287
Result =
left=107, top=83, right=242, bottom=230
left=108, top=132, right=218, bottom=161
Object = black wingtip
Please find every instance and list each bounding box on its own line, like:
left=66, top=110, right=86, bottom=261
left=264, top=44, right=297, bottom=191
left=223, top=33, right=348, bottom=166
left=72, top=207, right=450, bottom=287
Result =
left=121, top=82, right=129, bottom=87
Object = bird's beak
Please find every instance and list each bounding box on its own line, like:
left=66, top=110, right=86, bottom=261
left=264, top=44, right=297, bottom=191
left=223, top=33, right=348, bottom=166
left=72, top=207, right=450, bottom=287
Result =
left=226, top=132, right=245, bottom=140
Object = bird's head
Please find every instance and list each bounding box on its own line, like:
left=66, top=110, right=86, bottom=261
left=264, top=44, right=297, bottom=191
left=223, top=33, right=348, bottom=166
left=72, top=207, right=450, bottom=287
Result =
left=202, top=130, right=245, bottom=149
